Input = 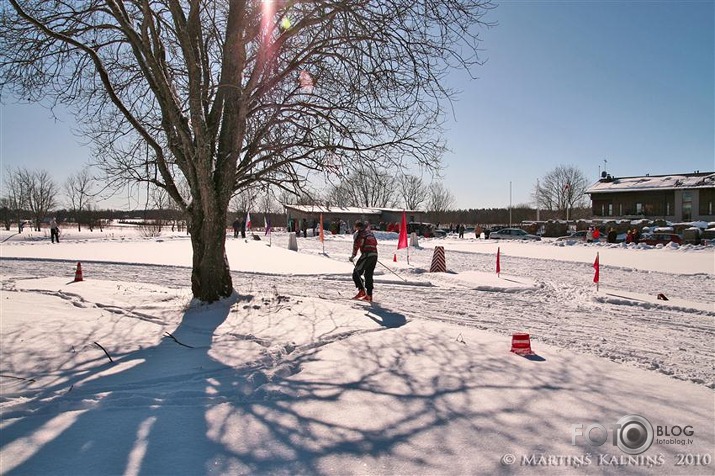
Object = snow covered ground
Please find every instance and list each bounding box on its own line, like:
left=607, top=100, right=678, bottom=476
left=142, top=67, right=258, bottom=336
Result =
left=1, top=226, right=713, bottom=475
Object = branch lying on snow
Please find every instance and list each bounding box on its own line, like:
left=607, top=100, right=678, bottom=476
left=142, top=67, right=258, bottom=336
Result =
left=94, top=341, right=114, bottom=362
left=0, top=374, right=36, bottom=383
left=163, top=332, right=194, bottom=348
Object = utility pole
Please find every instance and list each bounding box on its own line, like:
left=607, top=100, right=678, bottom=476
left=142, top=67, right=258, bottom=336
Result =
left=509, top=181, right=512, bottom=227
left=536, top=179, right=540, bottom=222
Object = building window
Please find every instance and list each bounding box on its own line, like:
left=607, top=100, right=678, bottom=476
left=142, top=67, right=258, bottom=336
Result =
left=666, top=202, right=671, bottom=216
left=608, top=203, right=613, bottom=216
left=683, top=191, right=692, bottom=221
left=636, top=203, right=643, bottom=215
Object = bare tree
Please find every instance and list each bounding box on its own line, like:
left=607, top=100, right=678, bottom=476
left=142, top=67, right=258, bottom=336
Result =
left=327, top=166, right=399, bottom=208
left=426, top=181, right=455, bottom=213
left=230, top=185, right=259, bottom=218
left=2, top=167, right=27, bottom=232
left=28, top=170, right=58, bottom=230
left=534, top=165, right=589, bottom=220
left=257, top=187, right=279, bottom=215
left=1, top=0, right=494, bottom=301
left=0, top=197, right=12, bottom=230
left=65, top=169, right=94, bottom=231
left=7, top=168, right=57, bottom=230
left=84, top=202, right=107, bottom=232
left=150, top=186, right=175, bottom=233
left=399, top=174, right=428, bottom=210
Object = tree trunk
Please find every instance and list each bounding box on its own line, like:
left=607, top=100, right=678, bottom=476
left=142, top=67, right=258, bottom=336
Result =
left=188, top=207, right=233, bottom=302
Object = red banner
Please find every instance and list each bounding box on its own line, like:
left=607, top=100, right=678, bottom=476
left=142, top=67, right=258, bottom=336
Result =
left=593, top=252, right=600, bottom=283
left=397, top=210, right=408, bottom=250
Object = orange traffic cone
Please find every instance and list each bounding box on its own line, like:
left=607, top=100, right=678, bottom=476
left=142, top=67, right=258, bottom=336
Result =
left=393, top=253, right=397, bottom=262
left=74, top=262, right=84, bottom=282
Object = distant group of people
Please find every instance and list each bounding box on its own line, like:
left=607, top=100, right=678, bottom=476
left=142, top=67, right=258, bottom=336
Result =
left=448, top=223, right=466, bottom=238
left=593, top=226, right=642, bottom=244
left=586, top=226, right=601, bottom=243
left=231, top=218, right=246, bottom=238
left=625, top=228, right=642, bottom=244
left=15, top=218, right=61, bottom=242
left=607, top=228, right=618, bottom=243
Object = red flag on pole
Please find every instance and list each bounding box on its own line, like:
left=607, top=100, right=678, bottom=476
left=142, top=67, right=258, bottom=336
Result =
left=593, top=252, right=600, bottom=285
left=397, top=211, right=408, bottom=250
left=319, top=214, right=325, bottom=243
left=496, top=247, right=501, bottom=276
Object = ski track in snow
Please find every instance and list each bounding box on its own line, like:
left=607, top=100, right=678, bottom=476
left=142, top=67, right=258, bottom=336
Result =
left=1, top=237, right=713, bottom=390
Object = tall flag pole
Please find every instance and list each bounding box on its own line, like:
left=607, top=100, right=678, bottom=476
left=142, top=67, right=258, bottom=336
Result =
left=397, top=210, right=408, bottom=264
left=496, top=247, right=501, bottom=277
left=593, top=252, right=600, bottom=291
left=246, top=212, right=252, bottom=232
left=319, top=213, right=325, bottom=254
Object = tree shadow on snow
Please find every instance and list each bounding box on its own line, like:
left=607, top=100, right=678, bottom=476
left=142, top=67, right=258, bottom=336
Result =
left=3, top=289, right=713, bottom=476
left=0, top=294, right=251, bottom=476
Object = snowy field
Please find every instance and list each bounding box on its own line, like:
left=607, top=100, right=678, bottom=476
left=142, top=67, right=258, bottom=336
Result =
left=1, top=225, right=713, bottom=475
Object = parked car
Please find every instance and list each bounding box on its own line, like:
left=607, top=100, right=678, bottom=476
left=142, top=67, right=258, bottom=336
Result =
left=641, top=233, right=682, bottom=246
left=406, top=222, right=444, bottom=238
left=483, top=226, right=504, bottom=239
left=488, top=228, right=541, bottom=241
left=555, top=230, right=587, bottom=241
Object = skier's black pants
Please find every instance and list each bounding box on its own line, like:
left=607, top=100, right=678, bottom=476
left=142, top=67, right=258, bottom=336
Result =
left=352, top=254, right=378, bottom=296
left=51, top=228, right=60, bottom=243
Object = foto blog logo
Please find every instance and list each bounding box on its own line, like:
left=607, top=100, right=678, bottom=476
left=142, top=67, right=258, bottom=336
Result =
left=572, top=414, right=654, bottom=455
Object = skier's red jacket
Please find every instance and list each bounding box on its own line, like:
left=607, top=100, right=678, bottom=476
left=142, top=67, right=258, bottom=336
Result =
left=352, top=228, right=378, bottom=258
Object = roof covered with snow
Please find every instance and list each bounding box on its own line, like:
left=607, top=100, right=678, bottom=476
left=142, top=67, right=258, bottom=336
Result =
left=587, top=172, right=715, bottom=194
left=285, top=205, right=420, bottom=215
left=285, top=204, right=382, bottom=215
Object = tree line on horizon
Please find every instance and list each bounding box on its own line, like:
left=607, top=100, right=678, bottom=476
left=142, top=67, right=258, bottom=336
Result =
left=2, top=163, right=591, bottom=232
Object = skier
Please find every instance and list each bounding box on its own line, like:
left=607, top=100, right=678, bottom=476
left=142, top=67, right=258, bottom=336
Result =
left=349, top=221, right=378, bottom=302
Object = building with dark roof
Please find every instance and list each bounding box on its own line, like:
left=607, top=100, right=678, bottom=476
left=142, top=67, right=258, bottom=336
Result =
left=586, top=171, right=715, bottom=222
left=284, top=204, right=424, bottom=234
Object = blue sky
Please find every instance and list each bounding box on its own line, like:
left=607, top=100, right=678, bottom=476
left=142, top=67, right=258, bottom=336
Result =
left=1, top=0, right=713, bottom=210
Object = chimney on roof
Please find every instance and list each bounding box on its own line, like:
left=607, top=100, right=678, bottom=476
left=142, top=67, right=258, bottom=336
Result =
left=599, top=171, right=614, bottom=183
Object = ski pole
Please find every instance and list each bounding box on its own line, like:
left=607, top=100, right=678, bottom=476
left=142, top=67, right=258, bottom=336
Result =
left=377, top=259, right=407, bottom=282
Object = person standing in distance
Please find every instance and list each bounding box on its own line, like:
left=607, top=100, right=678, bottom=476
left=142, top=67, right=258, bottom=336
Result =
left=50, top=218, right=60, bottom=243
left=349, top=221, right=378, bottom=302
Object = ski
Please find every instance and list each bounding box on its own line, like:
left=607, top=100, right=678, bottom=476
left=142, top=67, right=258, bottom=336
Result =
left=317, top=293, right=377, bottom=305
